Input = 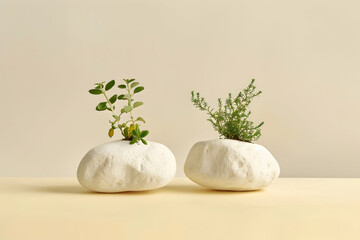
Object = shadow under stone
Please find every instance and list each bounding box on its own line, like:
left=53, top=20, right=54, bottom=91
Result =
left=25, top=182, right=263, bottom=195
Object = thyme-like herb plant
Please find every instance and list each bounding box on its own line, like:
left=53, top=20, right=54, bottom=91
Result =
left=191, top=79, right=264, bottom=143
left=89, top=79, right=149, bottom=145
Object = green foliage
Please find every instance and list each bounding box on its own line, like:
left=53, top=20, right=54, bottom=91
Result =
left=129, top=124, right=149, bottom=145
left=105, top=80, right=115, bottom=91
left=109, top=94, right=117, bottom=104
left=134, top=86, right=144, bottom=93
left=96, top=102, right=107, bottom=111
left=89, top=78, right=149, bottom=145
left=191, top=79, right=264, bottom=143
left=89, top=89, right=102, bottom=95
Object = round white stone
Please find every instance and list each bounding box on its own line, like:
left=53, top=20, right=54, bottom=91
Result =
left=184, top=139, right=280, bottom=191
left=77, top=140, right=176, bottom=192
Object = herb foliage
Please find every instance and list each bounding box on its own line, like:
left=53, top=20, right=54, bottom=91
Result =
left=89, top=79, right=149, bottom=145
left=191, top=79, right=264, bottom=143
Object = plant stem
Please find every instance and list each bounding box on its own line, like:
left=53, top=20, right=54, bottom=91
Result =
left=126, top=82, right=135, bottom=126
left=102, top=90, right=115, bottom=115
left=102, top=90, right=121, bottom=128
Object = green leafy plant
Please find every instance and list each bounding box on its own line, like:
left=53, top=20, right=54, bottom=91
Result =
left=89, top=79, right=149, bottom=145
left=191, top=79, right=264, bottom=143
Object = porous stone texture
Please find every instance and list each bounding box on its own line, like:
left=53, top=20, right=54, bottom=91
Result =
left=77, top=140, right=176, bottom=192
left=184, top=139, right=280, bottom=191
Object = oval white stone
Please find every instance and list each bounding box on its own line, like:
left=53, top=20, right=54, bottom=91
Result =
left=77, top=140, right=176, bottom=192
left=184, top=139, right=280, bottom=191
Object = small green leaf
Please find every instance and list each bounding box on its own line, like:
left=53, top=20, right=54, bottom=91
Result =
left=123, top=94, right=131, bottom=100
left=123, top=127, right=129, bottom=138
left=130, top=137, right=138, bottom=144
left=112, top=115, right=120, bottom=121
left=121, top=106, right=132, bottom=113
left=130, top=82, right=139, bottom=88
left=135, top=117, right=146, bottom=123
left=125, top=105, right=132, bottom=112
left=109, top=94, right=117, bottom=104
left=89, top=89, right=102, bottom=95
left=117, top=94, right=125, bottom=100
left=94, top=82, right=105, bottom=89
left=141, top=139, right=148, bottom=145
left=133, top=102, right=143, bottom=108
left=96, top=102, right=107, bottom=111
left=140, top=130, right=149, bottom=138
left=128, top=79, right=136, bottom=84
left=134, top=86, right=144, bottom=93
left=118, top=84, right=126, bottom=89
left=135, top=124, right=140, bottom=133
left=105, top=80, right=115, bottom=91
left=132, top=129, right=138, bottom=137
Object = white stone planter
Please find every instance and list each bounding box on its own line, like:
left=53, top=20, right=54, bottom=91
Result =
left=184, top=139, right=280, bottom=191
left=77, top=140, right=176, bottom=192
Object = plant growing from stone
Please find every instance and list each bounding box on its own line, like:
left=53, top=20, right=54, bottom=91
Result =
left=191, top=79, right=264, bottom=143
left=89, top=79, right=149, bottom=145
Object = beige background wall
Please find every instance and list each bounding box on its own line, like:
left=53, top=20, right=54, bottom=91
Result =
left=1, top=0, right=359, bottom=177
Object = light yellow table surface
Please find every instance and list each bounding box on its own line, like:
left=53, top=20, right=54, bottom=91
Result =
left=1, top=178, right=359, bottom=240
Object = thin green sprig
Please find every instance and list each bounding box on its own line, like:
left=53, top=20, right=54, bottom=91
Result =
left=89, top=79, right=149, bottom=145
left=191, top=79, right=264, bottom=143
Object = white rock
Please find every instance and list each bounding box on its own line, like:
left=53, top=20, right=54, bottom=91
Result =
left=184, top=139, right=280, bottom=191
left=77, top=140, right=176, bottom=192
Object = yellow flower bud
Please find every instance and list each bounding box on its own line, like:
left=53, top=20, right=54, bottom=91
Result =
left=108, top=128, right=114, bottom=138
left=128, top=124, right=135, bottom=136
